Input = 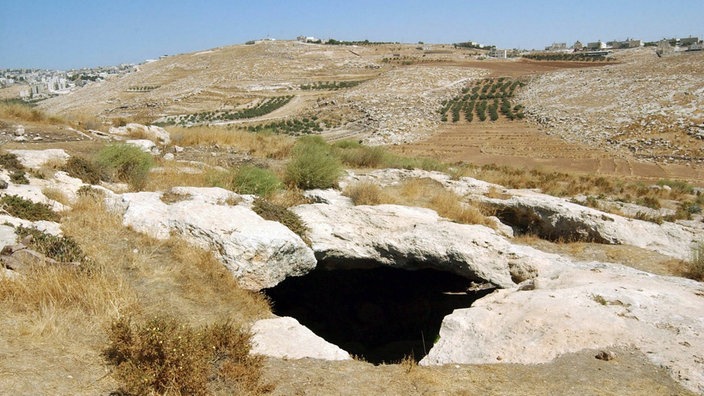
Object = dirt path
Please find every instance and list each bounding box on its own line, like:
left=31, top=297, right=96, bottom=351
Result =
left=262, top=347, right=695, bottom=395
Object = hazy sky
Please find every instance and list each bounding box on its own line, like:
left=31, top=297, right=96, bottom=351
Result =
left=1, top=0, right=702, bottom=69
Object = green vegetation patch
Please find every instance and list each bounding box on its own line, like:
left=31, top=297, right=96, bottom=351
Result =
left=164, top=96, right=294, bottom=126
left=300, top=81, right=362, bottom=90
left=247, top=115, right=323, bottom=135
left=15, top=226, right=87, bottom=263
left=523, top=52, right=611, bottom=62
left=284, top=135, right=343, bottom=190
left=229, top=165, right=282, bottom=197
left=0, top=194, right=60, bottom=222
left=252, top=197, right=309, bottom=244
left=440, top=78, right=525, bottom=123
left=96, top=143, right=155, bottom=190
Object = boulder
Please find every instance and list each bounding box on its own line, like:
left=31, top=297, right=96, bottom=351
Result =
left=111, top=187, right=317, bottom=290
left=293, top=195, right=539, bottom=288
left=126, top=139, right=159, bottom=154
left=251, top=317, right=351, bottom=361
left=485, top=190, right=699, bottom=260
left=420, top=256, right=704, bottom=394
left=109, top=123, right=171, bottom=145
left=7, top=149, right=70, bottom=169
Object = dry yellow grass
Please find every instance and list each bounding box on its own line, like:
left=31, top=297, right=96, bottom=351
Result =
left=0, top=193, right=271, bottom=394
left=169, top=126, right=294, bottom=160
left=343, top=178, right=495, bottom=227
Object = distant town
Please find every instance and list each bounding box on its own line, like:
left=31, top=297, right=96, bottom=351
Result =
left=2, top=35, right=701, bottom=101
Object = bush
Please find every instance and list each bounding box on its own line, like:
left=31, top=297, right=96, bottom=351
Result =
left=230, top=165, right=282, bottom=197
left=252, top=197, right=309, bottom=244
left=284, top=136, right=342, bottom=190
left=96, top=144, right=155, bottom=190
left=686, top=242, right=704, bottom=281
left=15, top=226, right=87, bottom=263
left=103, top=316, right=270, bottom=396
left=0, top=194, right=60, bottom=221
left=0, top=152, right=25, bottom=172
left=344, top=182, right=387, bottom=205
left=62, top=156, right=104, bottom=184
left=332, top=140, right=387, bottom=168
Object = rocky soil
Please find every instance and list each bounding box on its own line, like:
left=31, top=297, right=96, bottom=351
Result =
left=517, top=48, right=704, bottom=164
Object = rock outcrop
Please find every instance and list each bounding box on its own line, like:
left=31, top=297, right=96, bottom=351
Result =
left=109, top=123, right=171, bottom=145
left=109, top=187, right=317, bottom=290
left=6, top=149, right=70, bottom=169
left=293, top=193, right=541, bottom=288
left=251, top=317, right=351, bottom=361
left=421, top=254, right=704, bottom=394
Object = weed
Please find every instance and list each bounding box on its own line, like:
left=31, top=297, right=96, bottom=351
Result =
left=9, top=170, right=29, bottom=184
left=15, top=226, right=87, bottom=263
left=252, top=197, right=309, bottom=244
left=230, top=165, right=282, bottom=197
left=284, top=135, right=342, bottom=190
left=169, top=126, right=294, bottom=160
left=96, top=143, right=155, bottom=190
left=41, top=187, right=69, bottom=205
left=0, top=194, right=60, bottom=221
left=61, top=156, right=104, bottom=184
left=344, top=182, right=390, bottom=205
left=0, top=152, right=25, bottom=172
left=686, top=242, right=704, bottom=281
left=103, top=316, right=271, bottom=395
left=592, top=294, right=608, bottom=305
left=332, top=140, right=387, bottom=168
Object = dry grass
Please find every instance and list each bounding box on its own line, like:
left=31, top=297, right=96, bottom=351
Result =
left=41, top=187, right=69, bottom=205
left=169, top=126, right=294, bottom=160
left=268, top=188, right=311, bottom=208
left=343, top=178, right=495, bottom=227
left=145, top=160, right=226, bottom=191
left=0, top=193, right=272, bottom=394
left=0, top=101, right=64, bottom=124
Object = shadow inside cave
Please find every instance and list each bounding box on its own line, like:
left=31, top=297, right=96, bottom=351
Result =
left=263, top=266, right=495, bottom=364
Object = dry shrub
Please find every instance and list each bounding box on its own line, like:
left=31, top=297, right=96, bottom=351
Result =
left=0, top=100, right=64, bottom=124
left=344, top=181, right=392, bottom=205
left=429, top=190, right=490, bottom=226
left=41, top=187, right=69, bottom=205
left=61, top=155, right=104, bottom=184
left=0, top=194, right=60, bottom=221
left=170, top=126, right=294, bottom=159
left=268, top=188, right=311, bottom=208
left=145, top=162, right=222, bottom=191
left=103, top=316, right=271, bottom=396
left=252, top=197, right=309, bottom=244
left=15, top=226, right=87, bottom=263
left=686, top=242, right=704, bottom=281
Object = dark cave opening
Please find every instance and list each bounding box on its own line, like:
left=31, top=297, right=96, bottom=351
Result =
left=263, top=266, right=495, bottom=364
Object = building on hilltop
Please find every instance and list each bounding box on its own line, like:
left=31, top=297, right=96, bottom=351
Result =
left=572, top=41, right=584, bottom=51
left=586, top=41, right=606, bottom=50
left=545, top=42, right=567, bottom=51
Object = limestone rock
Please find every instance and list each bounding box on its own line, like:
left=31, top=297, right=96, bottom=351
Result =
left=293, top=195, right=533, bottom=288
left=485, top=190, right=700, bottom=260
left=251, top=317, right=351, bottom=361
left=7, top=149, right=69, bottom=169
left=109, top=123, right=171, bottom=145
left=126, top=139, right=159, bottom=154
left=420, top=256, right=704, bottom=394
left=112, top=187, right=317, bottom=290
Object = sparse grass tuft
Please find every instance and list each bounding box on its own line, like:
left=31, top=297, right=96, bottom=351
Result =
left=252, top=197, right=309, bottom=244
left=0, top=194, right=60, bottom=221
left=96, top=143, right=155, bottom=190
left=284, top=135, right=343, bottom=190
left=169, top=126, right=294, bottom=160
left=344, top=182, right=391, bottom=205
left=103, top=316, right=271, bottom=396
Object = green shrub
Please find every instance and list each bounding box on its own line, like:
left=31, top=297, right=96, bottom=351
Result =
left=103, top=316, right=271, bottom=396
left=686, top=242, right=704, bottom=281
left=284, top=136, right=342, bottom=190
left=0, top=194, right=60, bottom=221
left=15, top=226, right=87, bottom=263
left=252, top=197, right=309, bottom=244
left=96, top=144, right=154, bottom=190
left=0, top=152, right=25, bottom=172
left=229, top=165, right=282, bottom=197
left=62, top=156, right=104, bottom=184
left=9, top=170, right=29, bottom=184
left=657, top=179, right=694, bottom=195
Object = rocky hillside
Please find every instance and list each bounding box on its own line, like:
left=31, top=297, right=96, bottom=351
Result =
left=518, top=48, right=704, bottom=164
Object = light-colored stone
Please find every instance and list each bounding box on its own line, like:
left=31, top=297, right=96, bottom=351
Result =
left=109, top=123, right=171, bottom=144
left=251, top=317, right=351, bottom=361
left=126, top=139, right=158, bottom=154
left=421, top=255, right=704, bottom=394
left=7, top=149, right=70, bottom=169
left=112, top=187, right=317, bottom=290
left=293, top=195, right=531, bottom=288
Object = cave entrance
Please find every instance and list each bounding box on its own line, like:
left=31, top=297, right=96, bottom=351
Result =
left=263, top=267, right=494, bottom=364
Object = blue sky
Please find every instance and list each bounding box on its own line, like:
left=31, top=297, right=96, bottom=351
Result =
left=1, top=0, right=702, bottom=70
